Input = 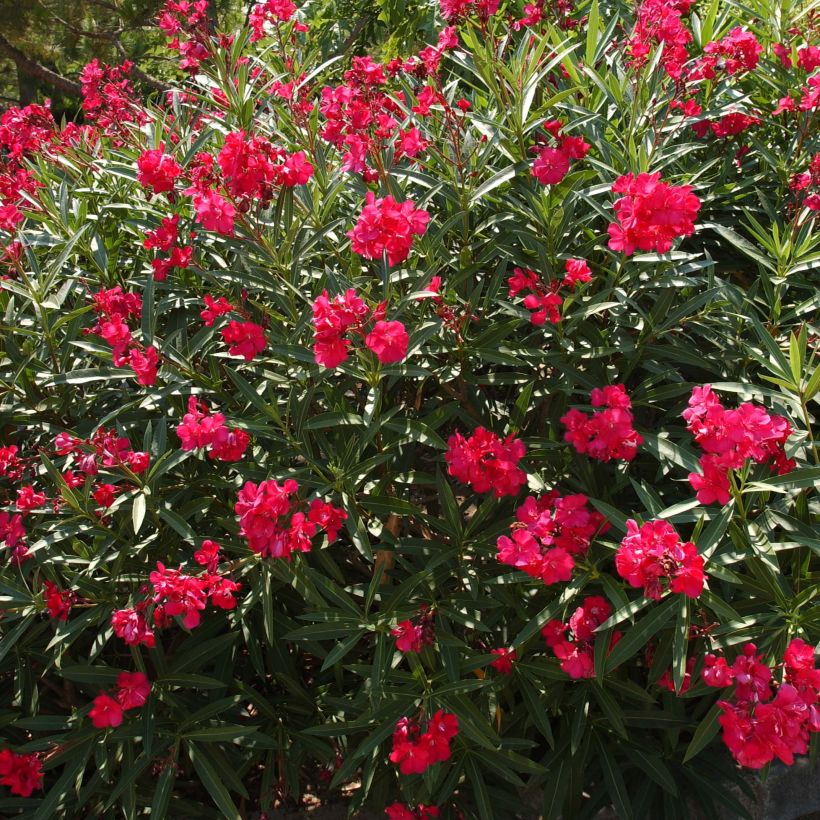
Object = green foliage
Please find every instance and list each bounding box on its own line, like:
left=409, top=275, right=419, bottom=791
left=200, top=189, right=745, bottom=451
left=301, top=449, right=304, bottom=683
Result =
left=0, top=0, right=818, bottom=817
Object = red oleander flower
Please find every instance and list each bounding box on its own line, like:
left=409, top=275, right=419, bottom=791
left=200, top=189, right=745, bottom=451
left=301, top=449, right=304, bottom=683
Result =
left=221, top=320, right=266, bottom=361
left=561, top=384, right=644, bottom=462
left=496, top=492, right=607, bottom=585
left=90, top=693, right=124, bottom=728
left=348, top=193, right=429, bottom=266
left=137, top=148, right=182, bottom=194
left=607, top=172, right=701, bottom=255
left=683, top=385, right=795, bottom=505
left=116, top=672, right=151, bottom=710
left=615, top=518, right=706, bottom=600
left=365, top=320, right=409, bottom=364
left=445, top=427, right=527, bottom=498
left=0, top=750, right=44, bottom=797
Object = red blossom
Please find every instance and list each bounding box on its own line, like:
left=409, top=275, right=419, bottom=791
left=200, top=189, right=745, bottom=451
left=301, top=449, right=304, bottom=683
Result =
left=348, top=193, right=429, bottom=266
left=615, top=518, right=706, bottom=600
left=607, top=172, right=701, bottom=255
left=445, top=427, right=527, bottom=498
left=561, top=384, right=644, bottom=462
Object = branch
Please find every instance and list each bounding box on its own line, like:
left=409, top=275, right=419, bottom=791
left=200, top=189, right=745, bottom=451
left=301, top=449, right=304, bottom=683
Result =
left=0, top=33, right=82, bottom=97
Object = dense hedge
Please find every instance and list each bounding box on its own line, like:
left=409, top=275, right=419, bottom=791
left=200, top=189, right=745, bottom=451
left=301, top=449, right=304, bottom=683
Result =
left=0, top=0, right=819, bottom=817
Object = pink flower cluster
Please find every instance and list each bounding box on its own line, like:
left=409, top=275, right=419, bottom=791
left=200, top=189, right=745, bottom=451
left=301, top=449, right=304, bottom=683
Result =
left=490, top=647, right=517, bottom=674
left=542, top=596, right=619, bottom=679
left=607, top=172, right=701, bottom=255
left=695, top=27, right=763, bottom=79
left=348, top=192, right=429, bottom=266
left=89, top=672, right=151, bottom=729
left=0, top=749, right=43, bottom=797
left=158, top=0, right=211, bottom=72
left=79, top=59, right=147, bottom=140
left=705, top=640, right=820, bottom=769
left=217, top=131, right=314, bottom=202
left=790, top=153, right=820, bottom=212
left=496, top=492, right=607, bottom=584
left=440, top=0, right=500, bottom=22
left=683, top=385, right=795, bottom=505
left=55, top=428, right=150, bottom=479
left=531, top=120, right=590, bottom=186
left=311, top=288, right=409, bottom=368
left=391, top=606, right=435, bottom=653
left=86, top=286, right=158, bottom=386
left=561, top=384, right=644, bottom=462
left=445, top=427, right=527, bottom=498
left=144, top=215, right=193, bottom=280
left=176, top=396, right=250, bottom=462
left=248, top=0, right=306, bottom=42
left=389, top=711, right=459, bottom=775
left=54, top=427, right=150, bottom=520
left=319, top=56, right=438, bottom=182
left=234, top=479, right=346, bottom=559
left=615, top=518, right=706, bottom=600
left=386, top=805, right=439, bottom=820
left=320, top=56, right=431, bottom=177
left=507, top=258, right=592, bottom=325
left=627, top=0, right=693, bottom=79
left=43, top=580, right=77, bottom=620
left=112, top=542, right=240, bottom=647
left=137, top=147, right=182, bottom=195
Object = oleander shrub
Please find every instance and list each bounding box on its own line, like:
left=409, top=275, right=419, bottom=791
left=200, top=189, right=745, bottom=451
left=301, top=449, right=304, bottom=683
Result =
left=0, top=0, right=819, bottom=817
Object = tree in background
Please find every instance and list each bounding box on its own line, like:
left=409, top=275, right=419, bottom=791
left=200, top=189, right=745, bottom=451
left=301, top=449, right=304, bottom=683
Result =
left=0, top=0, right=437, bottom=117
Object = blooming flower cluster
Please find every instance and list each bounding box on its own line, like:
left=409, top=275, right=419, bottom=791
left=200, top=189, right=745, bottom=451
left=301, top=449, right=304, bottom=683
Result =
left=440, top=0, right=500, bottom=22
left=137, top=147, right=182, bottom=195
left=704, top=640, right=820, bottom=768
left=445, top=427, right=527, bottom=498
left=683, top=385, right=795, bottom=505
left=385, top=804, right=439, bottom=820
left=607, top=172, right=701, bottom=255
left=248, top=0, right=306, bottom=43
left=312, top=288, right=410, bottom=368
left=561, top=385, right=643, bottom=462
left=695, top=27, right=763, bottom=79
left=79, top=60, right=147, bottom=139
left=320, top=55, right=432, bottom=177
left=158, top=0, right=212, bottom=72
left=627, top=0, right=693, bottom=78
left=389, top=710, right=459, bottom=774
left=234, top=479, right=346, bottom=559
left=530, top=119, right=590, bottom=186
left=490, top=647, right=518, bottom=674
left=89, top=671, right=152, bottom=729
left=507, top=258, right=592, bottom=325
left=348, top=192, right=430, bottom=266
left=0, top=749, right=43, bottom=797
left=86, top=286, right=158, bottom=385
left=112, top=543, right=240, bottom=647
left=615, top=519, right=706, bottom=599
left=392, top=606, right=436, bottom=653
left=176, top=396, right=250, bottom=461
left=144, top=214, right=193, bottom=280
left=790, top=153, right=820, bottom=212
left=43, top=580, right=77, bottom=620
left=542, top=596, right=619, bottom=679
left=496, top=492, right=607, bottom=584
left=53, top=427, right=150, bottom=521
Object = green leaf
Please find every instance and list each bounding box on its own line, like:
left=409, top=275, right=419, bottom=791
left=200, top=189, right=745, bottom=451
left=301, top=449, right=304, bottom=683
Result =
left=604, top=596, right=678, bottom=674
left=132, top=492, right=146, bottom=534
left=683, top=702, right=723, bottom=762
left=465, top=754, right=493, bottom=820
left=596, top=737, right=634, bottom=820
left=186, top=741, right=242, bottom=819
